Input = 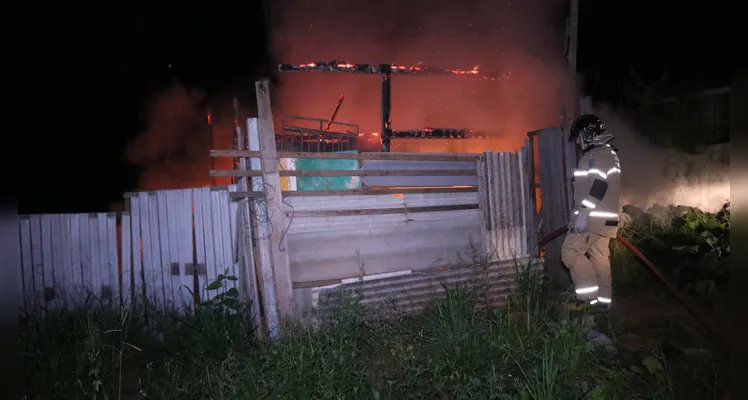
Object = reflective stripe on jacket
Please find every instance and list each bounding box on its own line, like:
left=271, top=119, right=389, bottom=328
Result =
left=571, top=144, right=621, bottom=238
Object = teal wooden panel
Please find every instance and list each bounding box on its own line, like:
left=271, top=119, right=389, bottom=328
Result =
left=295, top=151, right=363, bottom=190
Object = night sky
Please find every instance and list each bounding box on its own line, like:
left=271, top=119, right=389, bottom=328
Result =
left=22, top=0, right=726, bottom=215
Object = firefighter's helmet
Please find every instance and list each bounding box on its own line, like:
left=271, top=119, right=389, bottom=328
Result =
left=569, top=114, right=609, bottom=151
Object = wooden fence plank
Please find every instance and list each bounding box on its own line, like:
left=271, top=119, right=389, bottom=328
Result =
left=97, top=214, right=110, bottom=302
left=211, top=149, right=480, bottom=162
left=210, top=189, right=227, bottom=297
left=19, top=217, right=33, bottom=312
left=29, top=216, right=45, bottom=310
left=211, top=169, right=476, bottom=178
left=106, top=213, right=119, bottom=305
left=229, top=187, right=478, bottom=199
left=165, top=191, right=181, bottom=310
left=178, top=189, right=194, bottom=311
left=255, top=80, right=293, bottom=323
left=129, top=196, right=142, bottom=305
left=40, top=215, right=54, bottom=310
left=248, top=117, right=281, bottom=338
left=59, top=215, right=72, bottom=307
left=192, top=188, right=207, bottom=303
left=146, top=194, right=164, bottom=310
left=225, top=186, right=239, bottom=294
left=121, top=213, right=132, bottom=305
left=156, top=191, right=174, bottom=309
left=50, top=214, right=65, bottom=309
left=79, top=214, right=92, bottom=301
left=87, top=214, right=101, bottom=301
left=198, top=188, right=216, bottom=303
left=137, top=193, right=155, bottom=307
left=234, top=125, right=261, bottom=334
left=69, top=215, right=83, bottom=305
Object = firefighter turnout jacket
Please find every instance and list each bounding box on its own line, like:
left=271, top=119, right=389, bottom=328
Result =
left=570, top=144, right=621, bottom=238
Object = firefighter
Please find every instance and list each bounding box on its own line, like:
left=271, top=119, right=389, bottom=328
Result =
left=561, top=114, right=621, bottom=311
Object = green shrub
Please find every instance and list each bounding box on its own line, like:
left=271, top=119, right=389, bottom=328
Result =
left=614, top=202, right=730, bottom=304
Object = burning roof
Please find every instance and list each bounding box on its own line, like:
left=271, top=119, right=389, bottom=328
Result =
left=278, top=61, right=511, bottom=81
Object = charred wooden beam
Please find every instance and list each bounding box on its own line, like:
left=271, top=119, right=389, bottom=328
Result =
left=278, top=61, right=504, bottom=80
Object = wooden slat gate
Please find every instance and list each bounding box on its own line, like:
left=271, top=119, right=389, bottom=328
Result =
left=121, top=185, right=258, bottom=316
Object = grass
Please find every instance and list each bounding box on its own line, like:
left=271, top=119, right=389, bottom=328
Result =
left=19, top=260, right=723, bottom=400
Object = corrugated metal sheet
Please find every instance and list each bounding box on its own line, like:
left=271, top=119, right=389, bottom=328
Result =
left=536, top=127, right=573, bottom=288
left=283, top=192, right=481, bottom=282
left=476, top=148, right=535, bottom=261
left=293, top=257, right=537, bottom=322
left=522, top=140, right=539, bottom=258
left=361, top=159, right=478, bottom=187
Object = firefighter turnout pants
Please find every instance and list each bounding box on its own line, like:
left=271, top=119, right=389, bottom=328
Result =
left=560, top=231, right=612, bottom=305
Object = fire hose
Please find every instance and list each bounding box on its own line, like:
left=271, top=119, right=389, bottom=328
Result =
left=538, top=227, right=726, bottom=355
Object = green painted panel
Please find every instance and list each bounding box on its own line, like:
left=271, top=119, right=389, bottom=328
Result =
left=295, top=150, right=363, bottom=190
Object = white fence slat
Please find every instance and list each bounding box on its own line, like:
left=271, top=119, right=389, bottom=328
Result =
left=97, top=214, right=109, bottom=302
left=121, top=213, right=132, bottom=305
left=156, top=191, right=174, bottom=309
left=59, top=215, right=72, bottom=306
left=51, top=214, right=65, bottom=310
left=178, top=190, right=194, bottom=310
left=19, top=217, right=33, bottom=312
left=228, top=186, right=240, bottom=294
left=210, top=190, right=227, bottom=296
left=200, top=188, right=218, bottom=302
left=218, top=188, right=236, bottom=293
left=166, top=191, right=181, bottom=311
left=29, top=216, right=45, bottom=310
left=78, top=214, right=93, bottom=302
left=88, top=215, right=102, bottom=300
left=129, top=196, right=143, bottom=304
left=40, top=215, right=54, bottom=310
left=106, top=213, right=119, bottom=305
left=146, top=194, right=164, bottom=310
left=138, top=193, right=156, bottom=307
left=69, top=215, right=83, bottom=305
left=192, top=188, right=207, bottom=301
left=79, top=214, right=92, bottom=300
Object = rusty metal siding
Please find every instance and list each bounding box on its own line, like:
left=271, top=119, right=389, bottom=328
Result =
left=283, top=192, right=482, bottom=283
left=293, top=257, right=537, bottom=320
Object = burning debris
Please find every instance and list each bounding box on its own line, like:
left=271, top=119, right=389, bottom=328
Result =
left=278, top=61, right=512, bottom=152
left=393, top=127, right=471, bottom=139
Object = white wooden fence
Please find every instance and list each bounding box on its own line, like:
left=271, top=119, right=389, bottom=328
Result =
left=121, top=186, right=244, bottom=312
left=18, top=213, right=119, bottom=312
left=18, top=185, right=253, bottom=316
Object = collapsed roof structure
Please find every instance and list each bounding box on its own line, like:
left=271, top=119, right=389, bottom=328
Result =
left=278, top=61, right=509, bottom=152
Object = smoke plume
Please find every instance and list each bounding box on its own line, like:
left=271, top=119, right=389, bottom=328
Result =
left=269, top=0, right=568, bottom=152
left=595, top=104, right=730, bottom=213
left=126, top=83, right=214, bottom=191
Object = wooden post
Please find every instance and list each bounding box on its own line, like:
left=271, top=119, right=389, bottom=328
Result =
left=235, top=120, right=262, bottom=339
left=247, top=118, right=281, bottom=339
left=254, top=80, right=294, bottom=325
